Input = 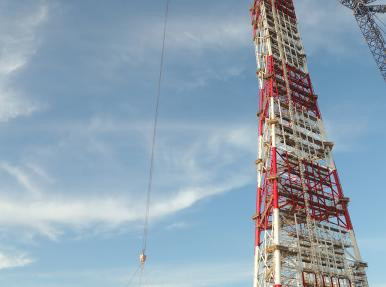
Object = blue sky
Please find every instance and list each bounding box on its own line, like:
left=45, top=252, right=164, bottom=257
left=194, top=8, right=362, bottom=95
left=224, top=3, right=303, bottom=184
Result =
left=0, top=0, right=384, bottom=286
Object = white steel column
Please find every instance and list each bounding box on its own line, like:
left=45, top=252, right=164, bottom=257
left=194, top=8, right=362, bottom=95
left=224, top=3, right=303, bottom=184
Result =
left=349, top=230, right=362, bottom=261
left=270, top=97, right=281, bottom=287
left=253, top=133, right=264, bottom=287
left=253, top=245, right=259, bottom=287
left=253, top=6, right=270, bottom=283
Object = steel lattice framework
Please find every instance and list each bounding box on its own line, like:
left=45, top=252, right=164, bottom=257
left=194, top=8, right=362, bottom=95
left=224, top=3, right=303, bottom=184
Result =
left=250, top=1, right=369, bottom=286
left=340, top=0, right=386, bottom=80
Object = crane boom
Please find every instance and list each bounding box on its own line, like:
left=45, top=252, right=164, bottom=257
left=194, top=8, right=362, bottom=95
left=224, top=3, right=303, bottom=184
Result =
left=339, top=0, right=386, bottom=80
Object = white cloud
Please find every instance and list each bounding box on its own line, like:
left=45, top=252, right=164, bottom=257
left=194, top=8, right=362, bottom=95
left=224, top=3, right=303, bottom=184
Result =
left=0, top=251, right=34, bottom=270
left=0, top=2, right=48, bottom=75
left=125, top=11, right=250, bottom=60
left=0, top=195, right=140, bottom=239
left=120, top=10, right=252, bottom=91
left=0, top=1, right=48, bottom=122
left=115, top=1, right=365, bottom=95
left=152, top=175, right=249, bottom=217
left=165, top=14, right=250, bottom=52
left=0, top=88, right=39, bottom=121
left=0, top=178, right=247, bottom=240
left=124, top=0, right=360, bottom=63
left=0, top=122, right=255, bottom=239
left=0, top=162, right=40, bottom=195
left=25, top=162, right=55, bottom=184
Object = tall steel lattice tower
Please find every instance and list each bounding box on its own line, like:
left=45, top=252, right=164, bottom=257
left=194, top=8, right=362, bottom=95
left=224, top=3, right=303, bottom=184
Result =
left=250, top=1, right=369, bottom=286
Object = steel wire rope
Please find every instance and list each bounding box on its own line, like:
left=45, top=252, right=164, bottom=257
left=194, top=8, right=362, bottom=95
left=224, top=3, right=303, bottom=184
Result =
left=138, top=0, right=170, bottom=286
left=125, top=266, right=141, bottom=286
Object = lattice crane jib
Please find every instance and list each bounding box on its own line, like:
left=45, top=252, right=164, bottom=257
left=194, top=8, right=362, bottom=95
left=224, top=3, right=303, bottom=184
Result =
left=250, top=1, right=369, bottom=286
left=340, top=0, right=386, bottom=80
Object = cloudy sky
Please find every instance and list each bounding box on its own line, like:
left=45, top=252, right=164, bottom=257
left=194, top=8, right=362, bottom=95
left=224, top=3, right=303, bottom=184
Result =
left=0, top=0, right=384, bottom=286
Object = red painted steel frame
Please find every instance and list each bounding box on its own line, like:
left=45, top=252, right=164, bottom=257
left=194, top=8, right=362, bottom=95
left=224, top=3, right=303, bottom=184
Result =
left=251, top=0, right=367, bottom=286
left=254, top=21, right=352, bottom=248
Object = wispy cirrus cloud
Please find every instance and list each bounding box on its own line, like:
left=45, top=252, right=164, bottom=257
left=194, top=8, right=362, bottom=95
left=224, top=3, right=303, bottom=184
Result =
left=0, top=1, right=47, bottom=74
left=123, top=0, right=360, bottom=63
left=0, top=1, right=48, bottom=122
left=0, top=162, right=41, bottom=195
left=0, top=121, right=255, bottom=240
left=0, top=176, right=247, bottom=240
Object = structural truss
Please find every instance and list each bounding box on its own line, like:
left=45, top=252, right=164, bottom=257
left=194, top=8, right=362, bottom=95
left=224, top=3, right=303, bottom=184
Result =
left=339, top=0, right=386, bottom=81
left=250, top=1, right=369, bottom=286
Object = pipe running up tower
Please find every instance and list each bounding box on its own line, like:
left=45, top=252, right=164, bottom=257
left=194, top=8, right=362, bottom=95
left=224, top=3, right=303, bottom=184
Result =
left=250, top=1, right=369, bottom=286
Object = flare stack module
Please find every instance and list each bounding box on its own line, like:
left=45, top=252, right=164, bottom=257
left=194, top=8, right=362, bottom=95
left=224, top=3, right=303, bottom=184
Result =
left=250, top=0, right=369, bottom=286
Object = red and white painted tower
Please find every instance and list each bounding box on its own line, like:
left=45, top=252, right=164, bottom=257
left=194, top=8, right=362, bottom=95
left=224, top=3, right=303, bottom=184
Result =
left=250, top=1, right=368, bottom=286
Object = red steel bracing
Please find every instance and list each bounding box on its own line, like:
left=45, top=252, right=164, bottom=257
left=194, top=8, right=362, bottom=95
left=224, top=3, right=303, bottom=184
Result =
left=258, top=56, right=277, bottom=135
left=272, top=147, right=279, bottom=209
left=256, top=148, right=276, bottom=234
left=261, top=59, right=321, bottom=118
left=302, top=271, right=317, bottom=287
left=255, top=186, right=262, bottom=246
left=250, top=0, right=262, bottom=40
left=252, top=0, right=297, bottom=23
left=333, top=170, right=353, bottom=230
left=273, top=0, right=296, bottom=21
left=256, top=149, right=352, bottom=234
left=251, top=0, right=368, bottom=286
left=286, top=65, right=321, bottom=118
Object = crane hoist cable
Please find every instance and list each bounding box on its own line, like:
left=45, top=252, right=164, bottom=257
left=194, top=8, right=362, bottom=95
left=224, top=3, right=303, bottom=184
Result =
left=137, top=0, right=170, bottom=284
